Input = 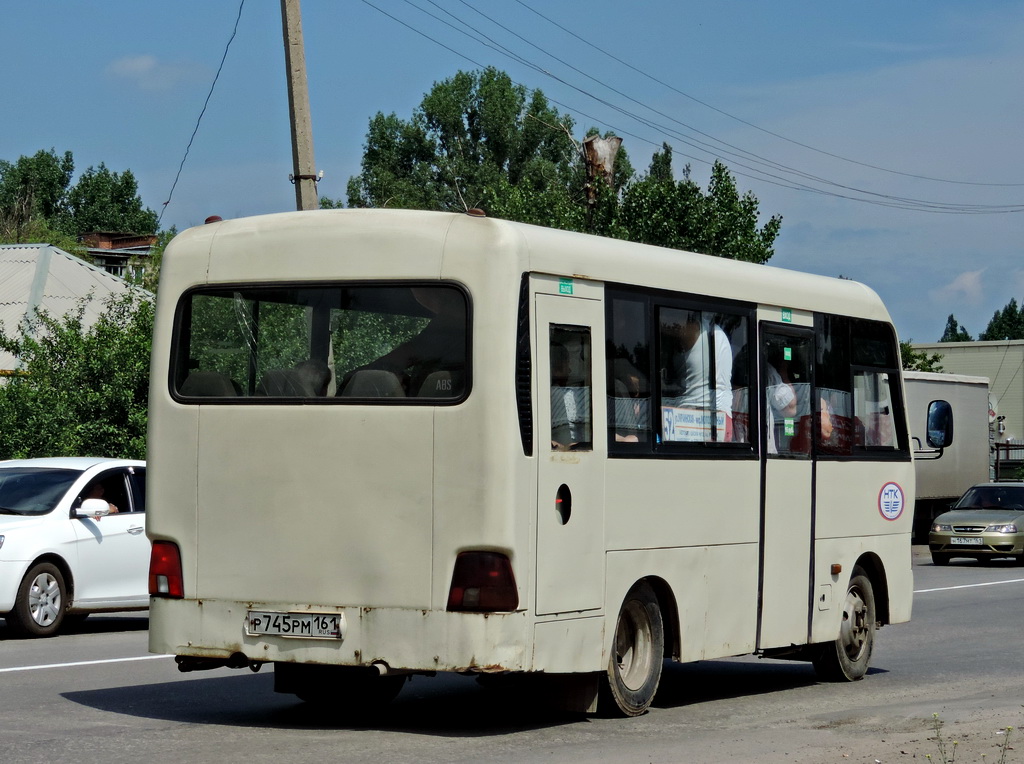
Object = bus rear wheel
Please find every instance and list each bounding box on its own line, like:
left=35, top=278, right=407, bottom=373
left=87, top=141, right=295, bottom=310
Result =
left=813, top=567, right=875, bottom=682
left=599, top=580, right=664, bottom=717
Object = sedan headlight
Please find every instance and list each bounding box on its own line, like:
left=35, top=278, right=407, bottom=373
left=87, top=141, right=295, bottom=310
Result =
left=985, top=524, right=1019, bottom=533
left=932, top=523, right=952, bottom=532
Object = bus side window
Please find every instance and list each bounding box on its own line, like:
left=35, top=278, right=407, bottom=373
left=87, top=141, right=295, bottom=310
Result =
left=550, top=326, right=592, bottom=451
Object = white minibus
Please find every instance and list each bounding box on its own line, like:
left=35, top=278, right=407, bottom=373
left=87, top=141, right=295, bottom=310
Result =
left=147, top=209, right=947, bottom=716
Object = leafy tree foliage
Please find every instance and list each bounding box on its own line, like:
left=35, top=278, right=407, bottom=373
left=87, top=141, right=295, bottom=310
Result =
left=60, top=163, right=158, bottom=237
left=0, top=149, right=75, bottom=245
left=938, top=313, right=973, bottom=342
left=340, top=68, right=780, bottom=261
left=0, top=149, right=158, bottom=246
left=619, top=145, right=781, bottom=263
left=979, top=298, right=1024, bottom=341
left=345, top=68, right=615, bottom=225
left=900, top=341, right=943, bottom=372
left=0, top=293, right=153, bottom=459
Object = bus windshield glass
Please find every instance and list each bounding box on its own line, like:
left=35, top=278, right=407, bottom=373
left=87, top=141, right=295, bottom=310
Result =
left=174, top=284, right=468, bottom=401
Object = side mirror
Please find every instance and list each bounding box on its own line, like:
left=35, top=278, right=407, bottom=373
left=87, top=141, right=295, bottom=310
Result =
left=75, top=498, right=112, bottom=518
left=926, top=399, right=953, bottom=449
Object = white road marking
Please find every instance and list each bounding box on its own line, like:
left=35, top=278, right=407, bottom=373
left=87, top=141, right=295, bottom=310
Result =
left=0, top=654, right=171, bottom=674
left=915, top=577, right=1024, bottom=594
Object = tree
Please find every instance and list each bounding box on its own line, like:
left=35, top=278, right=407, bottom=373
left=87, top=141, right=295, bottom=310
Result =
left=619, top=145, right=781, bottom=263
left=900, top=341, right=943, bottom=372
left=938, top=314, right=972, bottom=342
left=60, top=163, right=158, bottom=237
left=0, top=292, right=153, bottom=459
left=1, top=150, right=158, bottom=247
left=0, top=149, right=75, bottom=244
left=340, top=68, right=781, bottom=261
left=344, top=68, right=609, bottom=226
left=978, top=298, right=1024, bottom=341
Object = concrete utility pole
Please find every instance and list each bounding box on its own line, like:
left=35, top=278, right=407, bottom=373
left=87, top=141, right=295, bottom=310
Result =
left=280, top=0, right=319, bottom=211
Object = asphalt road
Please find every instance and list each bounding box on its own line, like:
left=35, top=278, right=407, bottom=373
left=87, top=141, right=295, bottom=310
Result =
left=2, top=547, right=1023, bottom=764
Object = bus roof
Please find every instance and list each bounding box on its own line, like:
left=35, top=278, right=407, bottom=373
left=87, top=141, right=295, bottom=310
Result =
left=164, top=208, right=893, bottom=326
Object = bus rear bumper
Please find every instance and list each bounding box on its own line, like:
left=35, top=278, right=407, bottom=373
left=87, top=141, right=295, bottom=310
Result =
left=148, top=597, right=536, bottom=674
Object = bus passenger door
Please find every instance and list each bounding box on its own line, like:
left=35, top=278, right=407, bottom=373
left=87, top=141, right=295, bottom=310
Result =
left=758, top=326, right=814, bottom=649
left=535, top=293, right=606, bottom=616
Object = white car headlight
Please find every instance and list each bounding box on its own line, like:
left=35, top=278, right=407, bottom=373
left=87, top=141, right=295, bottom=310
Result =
left=985, top=524, right=1018, bottom=533
left=932, top=523, right=952, bottom=532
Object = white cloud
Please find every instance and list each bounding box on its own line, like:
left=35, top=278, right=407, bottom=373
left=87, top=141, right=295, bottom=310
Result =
left=929, top=269, right=987, bottom=306
left=105, top=55, right=203, bottom=92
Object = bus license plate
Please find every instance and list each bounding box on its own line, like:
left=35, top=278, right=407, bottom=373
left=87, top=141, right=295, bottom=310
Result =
left=950, top=537, right=978, bottom=546
left=246, top=611, right=343, bottom=639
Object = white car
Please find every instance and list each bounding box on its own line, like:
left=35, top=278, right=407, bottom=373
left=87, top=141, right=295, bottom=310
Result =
left=0, top=457, right=149, bottom=637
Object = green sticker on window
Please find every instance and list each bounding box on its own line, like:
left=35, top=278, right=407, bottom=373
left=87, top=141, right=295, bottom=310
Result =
left=784, top=347, right=792, bottom=362
left=784, top=419, right=795, bottom=436
left=559, top=278, right=574, bottom=295
left=781, top=308, right=793, bottom=323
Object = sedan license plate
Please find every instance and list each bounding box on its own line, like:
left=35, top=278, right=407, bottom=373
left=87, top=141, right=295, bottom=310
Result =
left=246, top=611, right=343, bottom=639
left=950, top=536, right=978, bottom=546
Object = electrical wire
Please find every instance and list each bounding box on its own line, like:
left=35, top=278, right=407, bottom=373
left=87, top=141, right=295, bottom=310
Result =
left=362, top=0, right=1024, bottom=214
left=157, top=0, right=246, bottom=228
left=512, top=0, right=1024, bottom=189
left=425, top=0, right=1023, bottom=213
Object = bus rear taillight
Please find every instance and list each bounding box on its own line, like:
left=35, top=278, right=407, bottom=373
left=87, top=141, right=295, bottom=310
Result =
left=149, top=541, right=184, bottom=598
left=446, top=552, right=518, bottom=612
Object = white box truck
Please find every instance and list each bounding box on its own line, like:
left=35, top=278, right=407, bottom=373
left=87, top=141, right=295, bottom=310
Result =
left=905, top=371, right=991, bottom=541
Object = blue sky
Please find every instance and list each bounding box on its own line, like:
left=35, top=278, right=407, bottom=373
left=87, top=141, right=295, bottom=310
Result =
left=3, top=1, right=1022, bottom=344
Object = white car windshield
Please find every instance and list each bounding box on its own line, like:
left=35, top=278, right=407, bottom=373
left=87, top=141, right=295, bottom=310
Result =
left=0, top=468, right=82, bottom=516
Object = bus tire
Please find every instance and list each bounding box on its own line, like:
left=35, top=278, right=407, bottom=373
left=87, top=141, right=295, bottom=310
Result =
left=812, top=567, right=875, bottom=682
left=8, top=562, right=67, bottom=638
left=599, top=580, right=664, bottom=717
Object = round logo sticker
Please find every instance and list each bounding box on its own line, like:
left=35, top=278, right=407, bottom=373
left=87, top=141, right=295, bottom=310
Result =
left=878, top=482, right=905, bottom=521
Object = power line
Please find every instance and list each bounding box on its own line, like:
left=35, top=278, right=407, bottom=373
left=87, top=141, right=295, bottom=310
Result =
left=158, top=0, right=246, bottom=228
left=512, top=0, right=1024, bottom=189
left=381, top=1, right=1024, bottom=213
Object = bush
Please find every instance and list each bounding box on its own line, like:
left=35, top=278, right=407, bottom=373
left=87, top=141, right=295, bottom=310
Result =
left=0, top=292, right=153, bottom=459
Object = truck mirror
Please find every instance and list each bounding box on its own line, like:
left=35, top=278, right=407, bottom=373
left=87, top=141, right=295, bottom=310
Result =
left=926, top=399, right=953, bottom=449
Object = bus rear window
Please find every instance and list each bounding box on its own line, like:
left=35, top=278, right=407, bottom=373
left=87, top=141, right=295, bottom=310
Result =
left=174, top=284, right=468, bottom=402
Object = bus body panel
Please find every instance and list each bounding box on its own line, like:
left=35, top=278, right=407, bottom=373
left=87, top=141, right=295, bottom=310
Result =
left=604, top=460, right=761, bottom=550
left=815, top=460, right=915, bottom=541
left=193, top=406, right=435, bottom=607
left=606, top=544, right=759, bottom=662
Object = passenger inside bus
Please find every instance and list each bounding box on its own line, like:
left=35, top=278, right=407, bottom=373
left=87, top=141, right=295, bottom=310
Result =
left=661, top=310, right=733, bottom=442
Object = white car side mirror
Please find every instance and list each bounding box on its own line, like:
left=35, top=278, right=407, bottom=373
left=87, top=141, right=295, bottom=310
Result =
left=77, top=498, right=112, bottom=518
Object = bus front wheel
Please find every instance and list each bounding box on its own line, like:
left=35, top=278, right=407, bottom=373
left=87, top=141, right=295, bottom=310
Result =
left=599, top=580, right=664, bottom=716
left=812, top=567, right=875, bottom=682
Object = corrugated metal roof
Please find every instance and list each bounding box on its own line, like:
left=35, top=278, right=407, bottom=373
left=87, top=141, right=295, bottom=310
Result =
left=0, top=243, right=151, bottom=372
